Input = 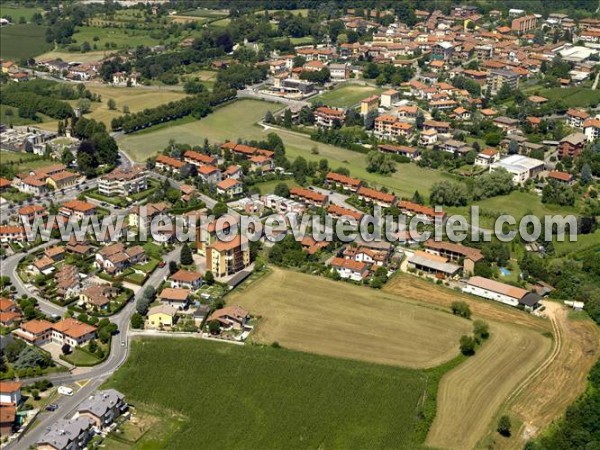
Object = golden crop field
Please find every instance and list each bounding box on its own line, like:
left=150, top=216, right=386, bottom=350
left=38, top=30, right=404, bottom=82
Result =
left=228, top=268, right=472, bottom=369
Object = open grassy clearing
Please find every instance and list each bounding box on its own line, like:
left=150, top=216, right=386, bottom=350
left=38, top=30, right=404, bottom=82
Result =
left=208, top=17, right=231, bottom=27
left=253, top=178, right=299, bottom=194
left=313, top=84, right=384, bottom=108
left=106, top=338, right=432, bottom=449
left=0, top=24, right=53, bottom=60
left=426, top=321, right=551, bottom=450
left=0, top=104, right=52, bottom=126
left=0, top=5, right=43, bottom=22
left=0, top=150, right=56, bottom=170
left=118, top=99, right=455, bottom=198
left=491, top=303, right=600, bottom=450
left=66, top=25, right=166, bottom=52
left=446, top=190, right=579, bottom=228
left=39, top=85, right=188, bottom=132
left=228, top=268, right=471, bottom=369
left=538, top=87, right=600, bottom=108
left=176, top=8, right=229, bottom=18
left=554, top=230, right=600, bottom=257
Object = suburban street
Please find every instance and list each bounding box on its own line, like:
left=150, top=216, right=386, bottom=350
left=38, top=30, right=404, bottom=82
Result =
left=5, top=244, right=182, bottom=450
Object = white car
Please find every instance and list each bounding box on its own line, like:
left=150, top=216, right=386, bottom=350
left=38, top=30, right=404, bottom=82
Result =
left=57, top=386, right=73, bottom=396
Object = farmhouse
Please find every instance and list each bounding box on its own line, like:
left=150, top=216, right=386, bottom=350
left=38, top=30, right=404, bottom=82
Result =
left=407, top=251, right=461, bottom=279
left=462, top=276, right=541, bottom=310
left=424, top=240, right=484, bottom=274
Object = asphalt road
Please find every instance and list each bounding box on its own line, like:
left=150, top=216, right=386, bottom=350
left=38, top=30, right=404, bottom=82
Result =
left=6, top=245, right=182, bottom=450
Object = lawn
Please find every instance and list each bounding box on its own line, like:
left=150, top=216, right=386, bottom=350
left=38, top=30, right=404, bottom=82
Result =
left=254, top=178, right=299, bottom=194
left=62, top=346, right=104, bottom=366
left=0, top=150, right=56, bottom=170
left=0, top=5, right=43, bottom=22
left=118, top=99, right=455, bottom=199
left=65, top=25, right=167, bottom=52
left=142, top=242, right=164, bottom=259
left=538, top=87, right=600, bottom=108
left=105, top=338, right=437, bottom=449
left=228, top=268, right=471, bottom=369
left=0, top=24, right=53, bottom=60
left=554, top=229, right=600, bottom=257
left=313, top=84, right=384, bottom=108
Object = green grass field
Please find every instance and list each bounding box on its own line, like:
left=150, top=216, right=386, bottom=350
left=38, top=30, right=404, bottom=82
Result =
left=0, top=150, right=55, bottom=170
left=0, top=24, right=53, bottom=60
left=538, top=87, right=600, bottom=108
left=0, top=104, right=48, bottom=126
left=118, top=99, right=454, bottom=198
left=313, top=84, right=384, bottom=108
left=254, top=178, right=299, bottom=194
left=106, top=338, right=439, bottom=449
left=446, top=190, right=579, bottom=228
left=67, top=25, right=165, bottom=51
left=0, top=5, right=43, bottom=22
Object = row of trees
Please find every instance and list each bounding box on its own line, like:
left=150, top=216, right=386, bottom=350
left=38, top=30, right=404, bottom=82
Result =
left=1, top=90, right=74, bottom=120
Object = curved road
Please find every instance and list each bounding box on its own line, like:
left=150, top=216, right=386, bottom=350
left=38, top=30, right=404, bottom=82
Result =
left=6, top=245, right=182, bottom=450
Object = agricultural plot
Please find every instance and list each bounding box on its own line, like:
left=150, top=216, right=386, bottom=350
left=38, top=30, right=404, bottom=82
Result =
left=105, top=338, right=432, bottom=449
left=228, top=268, right=472, bottom=369
left=117, top=99, right=454, bottom=198
left=67, top=25, right=166, bottom=51
left=538, top=87, right=600, bottom=107
left=426, top=321, right=551, bottom=450
left=313, top=84, right=384, bottom=108
left=0, top=24, right=53, bottom=60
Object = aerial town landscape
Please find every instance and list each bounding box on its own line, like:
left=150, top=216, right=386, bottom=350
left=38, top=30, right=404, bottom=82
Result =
left=0, top=0, right=599, bottom=449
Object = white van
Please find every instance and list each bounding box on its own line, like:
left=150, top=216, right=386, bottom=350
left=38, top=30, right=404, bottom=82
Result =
left=57, top=386, right=73, bottom=396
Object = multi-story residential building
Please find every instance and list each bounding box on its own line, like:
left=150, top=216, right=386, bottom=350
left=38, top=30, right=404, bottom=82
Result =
left=75, top=389, right=128, bottom=430
left=289, top=187, right=328, bottom=207
left=475, top=148, right=500, bottom=166
left=18, top=205, right=47, bottom=225
left=566, top=108, right=590, bottom=128
left=329, top=63, right=349, bottom=80
left=511, top=14, right=537, bottom=34
left=360, top=95, right=380, bottom=115
left=0, top=226, right=26, bottom=244
left=356, top=186, right=396, bottom=208
left=98, top=166, right=147, bottom=197
left=155, top=154, right=186, bottom=173
left=380, top=89, right=399, bottom=108
left=59, top=200, right=96, bottom=220
left=37, top=416, right=95, bottom=450
left=487, top=69, right=519, bottom=95
left=207, top=235, right=251, bottom=277
left=315, top=106, right=346, bottom=128
left=197, top=165, right=222, bottom=185
left=14, top=318, right=96, bottom=347
left=46, top=171, right=79, bottom=190
left=325, top=172, right=362, bottom=192
left=583, top=118, right=600, bottom=142
left=183, top=150, right=217, bottom=167
left=558, top=132, right=587, bottom=158
left=216, top=178, right=243, bottom=197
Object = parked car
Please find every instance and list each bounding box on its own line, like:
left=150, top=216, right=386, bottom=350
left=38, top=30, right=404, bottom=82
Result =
left=158, top=261, right=166, bottom=268
left=57, top=386, right=73, bottom=396
left=46, top=404, right=59, bottom=411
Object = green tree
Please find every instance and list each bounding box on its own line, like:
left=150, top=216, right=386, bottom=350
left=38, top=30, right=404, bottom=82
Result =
left=497, top=415, right=511, bottom=437
left=204, top=270, right=215, bottom=285
left=180, top=244, right=194, bottom=266
left=473, top=320, right=490, bottom=342
left=273, top=183, right=290, bottom=197
left=131, top=313, right=144, bottom=329
left=459, top=335, right=476, bottom=356
left=107, top=98, right=117, bottom=110
left=451, top=301, right=472, bottom=319
left=212, top=202, right=227, bottom=218
left=208, top=319, right=221, bottom=334
left=283, top=109, right=292, bottom=128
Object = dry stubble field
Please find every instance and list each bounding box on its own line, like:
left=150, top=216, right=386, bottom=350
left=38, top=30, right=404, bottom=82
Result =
left=384, top=274, right=599, bottom=450
left=229, top=268, right=472, bottom=369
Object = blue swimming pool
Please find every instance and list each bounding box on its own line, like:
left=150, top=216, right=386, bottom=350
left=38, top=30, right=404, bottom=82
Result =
left=499, top=268, right=511, bottom=276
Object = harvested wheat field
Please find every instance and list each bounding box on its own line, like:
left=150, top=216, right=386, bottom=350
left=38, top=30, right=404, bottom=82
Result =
left=384, top=274, right=550, bottom=332
left=426, top=321, right=551, bottom=450
left=491, top=302, right=600, bottom=449
left=230, top=268, right=472, bottom=369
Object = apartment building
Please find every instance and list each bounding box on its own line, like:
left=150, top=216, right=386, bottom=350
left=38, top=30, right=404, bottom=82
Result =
left=98, top=166, right=147, bottom=197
